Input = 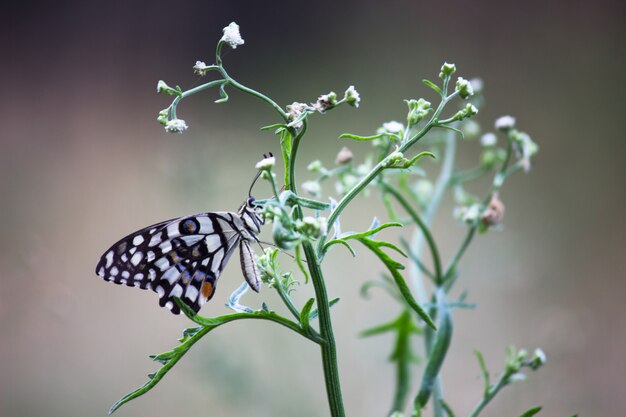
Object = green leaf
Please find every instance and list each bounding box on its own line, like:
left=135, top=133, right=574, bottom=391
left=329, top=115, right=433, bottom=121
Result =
left=435, top=123, right=465, bottom=138
left=294, top=245, right=310, bottom=283
left=360, top=319, right=399, bottom=337
left=440, top=399, right=457, bottom=417
left=260, top=123, right=287, bottom=131
left=355, top=237, right=435, bottom=330
left=109, top=323, right=212, bottom=414
left=109, top=299, right=314, bottom=414
left=414, top=293, right=452, bottom=408
left=324, top=239, right=356, bottom=256
left=518, top=406, right=542, bottom=417
left=422, top=79, right=443, bottom=96
left=474, top=350, right=491, bottom=396
left=324, top=222, right=403, bottom=255
left=309, top=298, right=340, bottom=321
left=339, top=133, right=384, bottom=141
left=214, top=82, right=229, bottom=103
left=278, top=190, right=331, bottom=210
left=300, top=298, right=315, bottom=331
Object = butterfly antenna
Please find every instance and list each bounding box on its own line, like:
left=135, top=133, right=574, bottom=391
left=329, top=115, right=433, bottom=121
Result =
left=249, top=152, right=273, bottom=198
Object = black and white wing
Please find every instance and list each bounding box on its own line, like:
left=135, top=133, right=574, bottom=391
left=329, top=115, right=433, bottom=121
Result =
left=95, top=212, right=244, bottom=314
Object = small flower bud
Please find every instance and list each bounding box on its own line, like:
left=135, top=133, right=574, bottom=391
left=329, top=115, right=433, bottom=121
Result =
left=470, top=78, right=483, bottom=94
left=384, top=151, right=406, bottom=168
left=255, top=155, right=276, bottom=170
left=272, top=220, right=300, bottom=250
left=406, top=98, right=432, bottom=127
left=295, top=216, right=327, bottom=240
left=157, top=80, right=177, bottom=95
left=528, top=348, right=547, bottom=370
left=451, top=103, right=479, bottom=122
left=439, top=62, right=457, bottom=79
left=455, top=77, right=474, bottom=99
left=307, top=160, right=323, bottom=172
left=164, top=119, right=188, bottom=134
left=157, top=108, right=169, bottom=126
left=461, top=120, right=481, bottom=140
left=193, top=61, right=210, bottom=76
left=495, top=115, right=516, bottom=131
left=382, top=121, right=404, bottom=135
left=454, top=203, right=481, bottom=225
left=480, top=133, right=497, bottom=147
left=344, top=85, right=361, bottom=108
left=312, top=91, right=337, bottom=113
left=509, top=373, right=527, bottom=382
left=221, top=22, right=244, bottom=49
left=301, top=180, right=322, bottom=197
left=414, top=179, right=434, bottom=208
left=335, top=146, right=353, bottom=165
left=480, top=193, right=505, bottom=228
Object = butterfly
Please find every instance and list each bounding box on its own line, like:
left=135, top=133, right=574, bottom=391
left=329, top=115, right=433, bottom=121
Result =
left=95, top=186, right=265, bottom=315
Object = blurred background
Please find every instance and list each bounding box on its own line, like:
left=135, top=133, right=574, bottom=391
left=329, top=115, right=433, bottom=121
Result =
left=2, top=1, right=625, bottom=416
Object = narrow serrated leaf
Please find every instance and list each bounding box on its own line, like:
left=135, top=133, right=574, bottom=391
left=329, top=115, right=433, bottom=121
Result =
left=422, top=79, right=443, bottom=96
left=518, top=406, right=542, bottom=417
left=309, top=298, right=339, bottom=321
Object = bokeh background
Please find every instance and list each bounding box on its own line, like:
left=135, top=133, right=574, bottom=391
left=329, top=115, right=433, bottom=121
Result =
left=2, top=1, right=625, bottom=416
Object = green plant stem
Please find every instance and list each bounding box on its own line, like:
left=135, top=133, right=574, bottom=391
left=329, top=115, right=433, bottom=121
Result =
left=218, top=66, right=288, bottom=120
left=379, top=181, right=443, bottom=284
left=444, top=130, right=515, bottom=286
left=302, top=241, right=346, bottom=417
left=274, top=280, right=301, bottom=321
left=413, top=289, right=452, bottom=416
left=468, top=373, right=510, bottom=417
left=170, top=79, right=227, bottom=119
left=288, top=120, right=307, bottom=191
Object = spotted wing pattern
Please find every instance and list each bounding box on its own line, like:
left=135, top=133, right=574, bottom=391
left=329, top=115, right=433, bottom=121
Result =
left=95, top=212, right=246, bottom=314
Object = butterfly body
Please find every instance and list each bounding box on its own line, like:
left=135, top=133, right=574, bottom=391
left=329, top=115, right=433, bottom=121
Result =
left=95, top=199, right=264, bottom=314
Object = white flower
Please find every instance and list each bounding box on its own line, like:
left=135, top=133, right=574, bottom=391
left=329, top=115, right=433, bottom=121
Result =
left=193, top=61, right=209, bottom=76
left=344, top=85, right=360, bottom=108
left=470, top=78, right=483, bottom=94
left=495, top=115, right=516, bottom=131
left=480, top=132, right=497, bottom=147
left=255, top=155, right=276, bottom=170
left=164, top=119, right=188, bottom=134
left=221, top=22, right=245, bottom=49
left=301, top=181, right=322, bottom=197
left=382, top=121, right=404, bottom=134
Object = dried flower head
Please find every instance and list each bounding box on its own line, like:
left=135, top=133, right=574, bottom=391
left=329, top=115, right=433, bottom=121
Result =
left=335, top=146, right=354, bottom=165
left=286, top=102, right=309, bottom=129
left=481, top=193, right=505, bottom=227
left=313, top=92, right=337, bottom=113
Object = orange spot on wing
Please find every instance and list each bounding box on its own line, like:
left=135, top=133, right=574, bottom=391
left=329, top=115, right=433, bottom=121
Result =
left=201, top=281, right=214, bottom=300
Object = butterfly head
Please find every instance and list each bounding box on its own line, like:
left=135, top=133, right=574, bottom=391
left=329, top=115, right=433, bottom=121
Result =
left=239, top=196, right=264, bottom=235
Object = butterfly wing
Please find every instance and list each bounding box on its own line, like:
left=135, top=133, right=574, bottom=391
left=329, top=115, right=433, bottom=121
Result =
left=95, top=212, right=244, bottom=314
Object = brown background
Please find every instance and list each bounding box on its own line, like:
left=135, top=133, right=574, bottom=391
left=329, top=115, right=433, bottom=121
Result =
left=1, top=1, right=625, bottom=416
